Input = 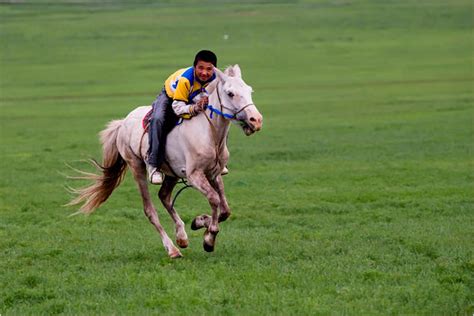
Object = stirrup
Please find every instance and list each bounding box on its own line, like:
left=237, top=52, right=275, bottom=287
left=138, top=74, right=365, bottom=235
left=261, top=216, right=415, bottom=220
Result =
left=148, top=166, right=163, bottom=185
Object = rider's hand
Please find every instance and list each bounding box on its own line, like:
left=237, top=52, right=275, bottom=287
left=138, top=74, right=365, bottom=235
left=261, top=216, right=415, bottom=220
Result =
left=198, top=96, right=208, bottom=107
left=192, top=103, right=203, bottom=115
left=193, top=96, right=208, bottom=114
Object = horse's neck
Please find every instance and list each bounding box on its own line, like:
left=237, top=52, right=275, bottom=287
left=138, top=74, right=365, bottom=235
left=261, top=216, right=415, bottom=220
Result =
left=205, top=86, right=231, bottom=146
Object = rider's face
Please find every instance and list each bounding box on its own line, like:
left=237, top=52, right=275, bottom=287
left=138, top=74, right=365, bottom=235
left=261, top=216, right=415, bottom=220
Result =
left=195, top=60, right=214, bottom=82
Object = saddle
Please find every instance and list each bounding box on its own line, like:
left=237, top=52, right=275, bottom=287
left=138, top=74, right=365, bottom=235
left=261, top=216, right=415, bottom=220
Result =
left=142, top=109, right=153, bottom=132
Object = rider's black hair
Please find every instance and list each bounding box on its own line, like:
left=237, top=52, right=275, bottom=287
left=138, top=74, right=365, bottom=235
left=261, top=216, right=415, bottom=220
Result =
left=194, top=50, right=217, bottom=67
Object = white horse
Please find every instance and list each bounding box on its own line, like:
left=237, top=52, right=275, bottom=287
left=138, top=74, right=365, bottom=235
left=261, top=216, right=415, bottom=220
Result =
left=68, top=65, right=263, bottom=258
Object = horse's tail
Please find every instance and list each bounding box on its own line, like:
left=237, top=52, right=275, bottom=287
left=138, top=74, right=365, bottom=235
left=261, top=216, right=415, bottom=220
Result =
left=67, top=120, right=127, bottom=214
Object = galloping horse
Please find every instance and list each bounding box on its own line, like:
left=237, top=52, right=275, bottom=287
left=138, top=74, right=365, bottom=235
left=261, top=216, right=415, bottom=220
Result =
left=68, top=65, right=263, bottom=258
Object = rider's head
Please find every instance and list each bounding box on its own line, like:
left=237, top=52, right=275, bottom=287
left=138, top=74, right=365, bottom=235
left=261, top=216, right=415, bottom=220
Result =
left=194, top=50, right=217, bottom=83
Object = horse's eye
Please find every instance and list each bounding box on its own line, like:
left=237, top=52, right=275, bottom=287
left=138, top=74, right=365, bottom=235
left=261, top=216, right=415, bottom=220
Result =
left=227, top=92, right=234, bottom=98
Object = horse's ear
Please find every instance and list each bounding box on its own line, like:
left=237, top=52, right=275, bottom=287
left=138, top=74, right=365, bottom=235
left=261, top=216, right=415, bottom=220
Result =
left=215, top=67, right=229, bottom=82
left=224, top=65, right=242, bottom=78
left=232, top=64, right=242, bottom=78
left=224, top=66, right=233, bottom=76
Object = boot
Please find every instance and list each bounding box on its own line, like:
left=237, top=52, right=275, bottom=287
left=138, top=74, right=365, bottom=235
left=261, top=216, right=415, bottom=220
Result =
left=147, top=165, right=163, bottom=185
left=221, top=166, right=229, bottom=175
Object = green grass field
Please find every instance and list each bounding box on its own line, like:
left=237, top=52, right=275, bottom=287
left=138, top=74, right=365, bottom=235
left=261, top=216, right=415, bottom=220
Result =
left=1, top=0, right=473, bottom=314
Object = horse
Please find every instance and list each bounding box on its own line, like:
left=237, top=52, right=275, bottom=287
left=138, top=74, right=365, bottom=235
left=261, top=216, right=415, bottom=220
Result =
left=68, top=65, right=263, bottom=258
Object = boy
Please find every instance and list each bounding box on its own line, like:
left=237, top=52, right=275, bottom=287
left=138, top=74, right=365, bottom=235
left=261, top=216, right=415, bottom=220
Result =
left=147, top=50, right=217, bottom=184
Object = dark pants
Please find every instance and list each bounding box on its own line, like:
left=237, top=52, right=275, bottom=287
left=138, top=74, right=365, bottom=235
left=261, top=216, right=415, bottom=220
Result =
left=147, top=88, right=179, bottom=168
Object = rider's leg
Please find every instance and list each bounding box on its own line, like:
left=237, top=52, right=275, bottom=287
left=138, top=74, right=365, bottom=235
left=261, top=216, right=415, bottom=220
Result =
left=147, top=88, right=173, bottom=184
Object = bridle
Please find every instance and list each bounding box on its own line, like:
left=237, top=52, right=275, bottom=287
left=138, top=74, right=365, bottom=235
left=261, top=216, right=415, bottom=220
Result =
left=206, top=81, right=255, bottom=120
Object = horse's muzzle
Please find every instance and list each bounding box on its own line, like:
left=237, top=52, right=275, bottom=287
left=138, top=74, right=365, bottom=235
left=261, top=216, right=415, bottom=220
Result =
left=240, top=107, right=263, bottom=136
left=248, top=114, right=263, bottom=132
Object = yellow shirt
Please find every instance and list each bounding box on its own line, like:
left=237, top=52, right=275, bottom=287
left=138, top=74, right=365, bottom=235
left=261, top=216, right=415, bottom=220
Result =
left=164, top=66, right=216, bottom=103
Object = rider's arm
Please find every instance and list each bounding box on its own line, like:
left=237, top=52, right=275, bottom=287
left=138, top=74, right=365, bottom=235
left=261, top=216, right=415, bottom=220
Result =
left=172, top=77, right=196, bottom=118
left=172, top=100, right=194, bottom=118
left=172, top=77, right=207, bottom=118
left=172, top=99, right=206, bottom=119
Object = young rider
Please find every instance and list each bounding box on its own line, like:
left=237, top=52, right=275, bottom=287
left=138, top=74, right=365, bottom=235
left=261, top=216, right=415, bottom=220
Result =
left=147, top=50, right=218, bottom=184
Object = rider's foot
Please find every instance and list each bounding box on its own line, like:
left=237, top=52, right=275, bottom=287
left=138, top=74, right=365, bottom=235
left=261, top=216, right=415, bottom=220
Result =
left=221, top=166, right=229, bottom=175
left=147, top=166, right=163, bottom=184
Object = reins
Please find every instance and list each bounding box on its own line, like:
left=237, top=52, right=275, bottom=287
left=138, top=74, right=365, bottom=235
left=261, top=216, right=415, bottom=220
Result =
left=206, top=103, right=254, bottom=120
left=170, top=178, right=192, bottom=209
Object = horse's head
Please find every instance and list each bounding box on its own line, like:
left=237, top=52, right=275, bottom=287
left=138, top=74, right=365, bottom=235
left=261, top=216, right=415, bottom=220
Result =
left=214, top=65, right=263, bottom=136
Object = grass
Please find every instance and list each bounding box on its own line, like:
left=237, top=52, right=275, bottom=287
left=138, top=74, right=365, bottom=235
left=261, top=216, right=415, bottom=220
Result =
left=1, top=0, right=473, bottom=314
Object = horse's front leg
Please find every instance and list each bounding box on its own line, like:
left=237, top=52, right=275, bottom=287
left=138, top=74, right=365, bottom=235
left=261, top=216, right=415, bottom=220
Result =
left=191, top=175, right=230, bottom=230
left=158, top=176, right=188, bottom=248
left=187, top=170, right=220, bottom=252
left=210, top=175, right=231, bottom=222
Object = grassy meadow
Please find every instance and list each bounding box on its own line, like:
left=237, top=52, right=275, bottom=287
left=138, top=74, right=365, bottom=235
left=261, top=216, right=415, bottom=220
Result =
left=1, top=0, right=473, bottom=314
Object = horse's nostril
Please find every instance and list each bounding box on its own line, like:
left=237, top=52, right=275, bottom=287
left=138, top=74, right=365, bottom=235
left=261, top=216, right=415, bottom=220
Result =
left=250, top=117, right=256, bottom=122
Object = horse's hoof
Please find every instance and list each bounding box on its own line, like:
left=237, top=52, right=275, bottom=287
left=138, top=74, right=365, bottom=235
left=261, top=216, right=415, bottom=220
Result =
left=203, top=240, right=214, bottom=252
left=218, top=212, right=230, bottom=222
left=169, top=249, right=183, bottom=259
left=177, top=238, right=188, bottom=248
left=191, top=218, right=200, bottom=230
left=191, top=215, right=209, bottom=230
left=203, top=230, right=217, bottom=252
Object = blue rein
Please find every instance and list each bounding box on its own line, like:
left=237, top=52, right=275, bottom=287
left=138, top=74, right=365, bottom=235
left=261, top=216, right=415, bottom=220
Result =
left=206, top=105, right=234, bottom=120
left=176, top=104, right=233, bottom=126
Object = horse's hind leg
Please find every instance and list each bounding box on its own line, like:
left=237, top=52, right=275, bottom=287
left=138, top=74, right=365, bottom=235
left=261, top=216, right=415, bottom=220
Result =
left=158, top=176, right=188, bottom=248
left=128, top=160, right=182, bottom=258
left=187, top=170, right=220, bottom=252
